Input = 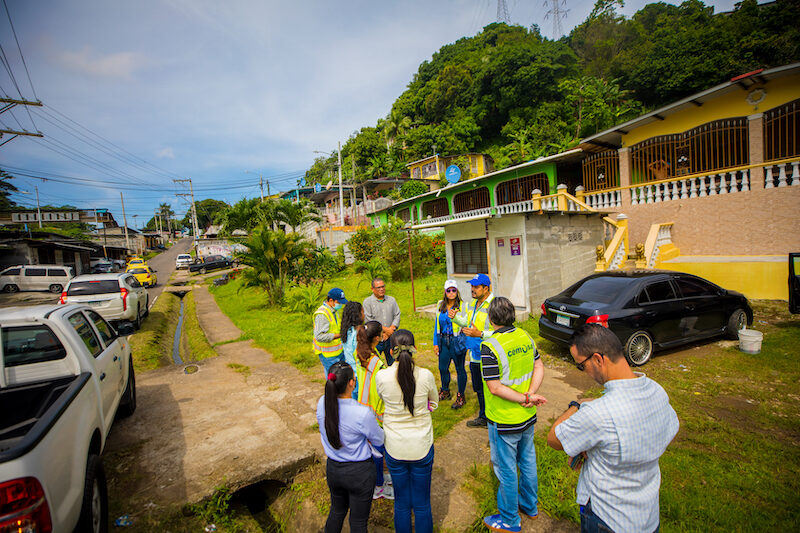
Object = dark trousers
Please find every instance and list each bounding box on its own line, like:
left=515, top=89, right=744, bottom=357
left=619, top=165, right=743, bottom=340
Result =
left=469, top=361, right=486, bottom=420
left=325, top=458, right=376, bottom=533
left=438, top=336, right=467, bottom=394
left=580, top=500, right=660, bottom=533
left=376, top=339, right=394, bottom=366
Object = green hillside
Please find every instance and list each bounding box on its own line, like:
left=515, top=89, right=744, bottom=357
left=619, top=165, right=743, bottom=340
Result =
left=305, top=0, right=799, bottom=185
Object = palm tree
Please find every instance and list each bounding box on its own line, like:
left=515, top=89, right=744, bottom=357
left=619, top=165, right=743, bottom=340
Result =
left=383, top=109, right=412, bottom=149
left=216, top=197, right=277, bottom=235
left=236, top=229, right=313, bottom=306
left=274, top=198, right=322, bottom=233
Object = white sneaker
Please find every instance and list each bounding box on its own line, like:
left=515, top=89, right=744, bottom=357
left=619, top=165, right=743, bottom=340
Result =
left=381, top=484, right=394, bottom=500
left=384, top=471, right=392, bottom=486
left=373, top=486, right=383, bottom=500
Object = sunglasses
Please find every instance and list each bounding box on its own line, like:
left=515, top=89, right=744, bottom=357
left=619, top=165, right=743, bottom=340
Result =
left=445, top=288, right=458, bottom=293
left=575, top=352, right=603, bottom=371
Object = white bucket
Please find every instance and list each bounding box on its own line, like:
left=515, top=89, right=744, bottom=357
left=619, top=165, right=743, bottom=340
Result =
left=738, top=329, right=763, bottom=354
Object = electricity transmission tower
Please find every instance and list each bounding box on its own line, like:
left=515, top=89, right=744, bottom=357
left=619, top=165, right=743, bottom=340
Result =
left=544, top=0, right=568, bottom=40
left=496, top=0, right=510, bottom=24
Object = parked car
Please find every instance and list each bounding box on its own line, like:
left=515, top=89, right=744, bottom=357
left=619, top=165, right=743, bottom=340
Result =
left=189, top=254, right=232, bottom=274
left=175, top=253, right=193, bottom=270
left=0, top=303, right=136, bottom=533
left=126, top=265, right=158, bottom=288
left=790, top=253, right=799, bottom=314
left=0, top=264, right=75, bottom=293
left=126, top=257, right=145, bottom=268
left=538, top=270, right=753, bottom=366
left=60, top=273, right=149, bottom=328
left=92, top=261, right=117, bottom=274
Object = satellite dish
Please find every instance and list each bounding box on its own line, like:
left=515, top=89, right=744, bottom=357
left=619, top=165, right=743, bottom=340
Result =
left=446, top=165, right=461, bottom=184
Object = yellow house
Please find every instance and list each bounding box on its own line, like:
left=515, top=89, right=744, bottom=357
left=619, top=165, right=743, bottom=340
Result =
left=407, top=153, right=494, bottom=183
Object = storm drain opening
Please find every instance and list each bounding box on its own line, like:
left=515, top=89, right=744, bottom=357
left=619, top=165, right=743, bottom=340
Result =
left=231, top=479, right=288, bottom=530
left=183, top=364, right=199, bottom=374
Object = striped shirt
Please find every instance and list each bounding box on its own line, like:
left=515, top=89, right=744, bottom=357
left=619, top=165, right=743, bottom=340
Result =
left=480, top=326, right=540, bottom=433
left=555, top=373, right=679, bottom=533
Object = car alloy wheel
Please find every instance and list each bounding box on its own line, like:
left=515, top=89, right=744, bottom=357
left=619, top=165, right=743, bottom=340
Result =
left=726, top=308, right=747, bottom=339
left=49, top=283, right=62, bottom=293
left=5, top=284, right=19, bottom=293
left=625, top=330, right=653, bottom=366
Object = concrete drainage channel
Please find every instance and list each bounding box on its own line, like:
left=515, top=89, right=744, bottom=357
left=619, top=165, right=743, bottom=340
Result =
left=164, top=281, right=198, bottom=372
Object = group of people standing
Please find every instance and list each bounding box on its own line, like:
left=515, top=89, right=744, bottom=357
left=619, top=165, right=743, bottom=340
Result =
left=313, top=273, right=679, bottom=533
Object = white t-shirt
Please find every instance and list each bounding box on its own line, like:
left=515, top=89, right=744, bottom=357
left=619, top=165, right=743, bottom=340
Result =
left=375, top=364, right=438, bottom=461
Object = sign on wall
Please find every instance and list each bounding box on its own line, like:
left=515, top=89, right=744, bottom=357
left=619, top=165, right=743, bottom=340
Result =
left=510, top=237, right=521, bottom=256
left=445, top=165, right=461, bottom=184
left=496, top=238, right=505, bottom=247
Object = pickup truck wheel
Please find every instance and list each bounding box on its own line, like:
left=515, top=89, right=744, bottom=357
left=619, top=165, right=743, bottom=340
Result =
left=118, top=359, right=136, bottom=417
left=4, top=284, right=18, bottom=293
left=49, top=283, right=63, bottom=293
left=75, top=454, right=108, bottom=533
left=199, top=266, right=207, bottom=274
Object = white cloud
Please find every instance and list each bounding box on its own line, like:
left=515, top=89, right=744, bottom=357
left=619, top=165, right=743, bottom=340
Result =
left=157, top=147, right=176, bottom=159
left=53, top=45, right=147, bottom=80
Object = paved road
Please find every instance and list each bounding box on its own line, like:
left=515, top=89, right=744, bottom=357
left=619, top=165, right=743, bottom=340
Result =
left=144, top=238, right=192, bottom=306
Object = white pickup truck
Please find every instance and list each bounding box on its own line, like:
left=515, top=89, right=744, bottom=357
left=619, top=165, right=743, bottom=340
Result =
left=0, top=304, right=136, bottom=533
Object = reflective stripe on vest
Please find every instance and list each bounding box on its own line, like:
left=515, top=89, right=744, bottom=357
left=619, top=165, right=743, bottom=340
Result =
left=313, top=305, right=343, bottom=355
left=482, top=328, right=537, bottom=425
left=435, top=300, right=461, bottom=336
left=357, top=356, right=380, bottom=407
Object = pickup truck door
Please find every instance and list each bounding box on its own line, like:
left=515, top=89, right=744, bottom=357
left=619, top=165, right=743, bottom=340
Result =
left=85, top=309, right=126, bottom=397
left=67, top=311, right=120, bottom=430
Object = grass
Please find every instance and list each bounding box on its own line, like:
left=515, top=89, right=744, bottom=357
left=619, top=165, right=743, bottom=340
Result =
left=128, top=292, right=179, bottom=371
left=209, top=267, right=478, bottom=435
left=469, top=300, right=800, bottom=532
left=183, top=290, right=217, bottom=362
left=227, top=363, right=252, bottom=378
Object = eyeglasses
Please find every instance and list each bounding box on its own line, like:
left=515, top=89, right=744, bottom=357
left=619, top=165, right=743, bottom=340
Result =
left=445, top=288, right=458, bottom=293
left=575, top=352, right=603, bottom=371
left=373, top=285, right=385, bottom=290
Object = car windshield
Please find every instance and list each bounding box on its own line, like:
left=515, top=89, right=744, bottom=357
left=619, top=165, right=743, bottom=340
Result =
left=67, top=280, right=120, bottom=295
left=564, top=276, right=633, bottom=304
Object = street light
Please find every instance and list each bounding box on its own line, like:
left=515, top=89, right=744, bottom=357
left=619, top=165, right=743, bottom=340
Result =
left=313, top=143, right=344, bottom=225
left=17, top=187, right=42, bottom=228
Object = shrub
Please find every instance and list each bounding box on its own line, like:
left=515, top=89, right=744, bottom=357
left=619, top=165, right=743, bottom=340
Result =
left=400, top=180, right=428, bottom=199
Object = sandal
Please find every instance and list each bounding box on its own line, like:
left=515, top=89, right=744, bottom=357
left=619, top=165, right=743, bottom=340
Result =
left=439, top=389, right=451, bottom=401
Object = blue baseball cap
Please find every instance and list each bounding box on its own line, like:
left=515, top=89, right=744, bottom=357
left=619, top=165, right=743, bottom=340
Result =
left=327, top=288, right=347, bottom=304
left=467, top=273, right=491, bottom=287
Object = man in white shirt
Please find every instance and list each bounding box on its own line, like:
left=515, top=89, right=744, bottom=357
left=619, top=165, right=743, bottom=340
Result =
left=547, top=324, right=679, bottom=533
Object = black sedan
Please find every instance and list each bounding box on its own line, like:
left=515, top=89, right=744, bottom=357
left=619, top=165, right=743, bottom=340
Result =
left=538, top=270, right=753, bottom=366
left=189, top=254, right=233, bottom=275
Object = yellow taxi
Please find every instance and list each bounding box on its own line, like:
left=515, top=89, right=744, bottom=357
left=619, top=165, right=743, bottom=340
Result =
left=126, top=265, right=158, bottom=287
left=127, top=257, right=146, bottom=268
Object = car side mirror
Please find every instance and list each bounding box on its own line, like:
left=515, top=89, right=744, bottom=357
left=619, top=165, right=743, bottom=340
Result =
left=116, top=322, right=136, bottom=336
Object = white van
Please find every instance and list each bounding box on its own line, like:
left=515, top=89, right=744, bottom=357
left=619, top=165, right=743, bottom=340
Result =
left=0, top=264, right=75, bottom=293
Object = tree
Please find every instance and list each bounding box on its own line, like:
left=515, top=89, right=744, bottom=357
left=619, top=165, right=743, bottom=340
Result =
left=274, top=198, right=322, bottom=232
left=181, top=199, right=229, bottom=230
left=236, top=228, right=314, bottom=306
left=216, top=198, right=275, bottom=234
left=382, top=108, right=412, bottom=148
left=400, top=180, right=428, bottom=199
left=0, top=169, right=19, bottom=210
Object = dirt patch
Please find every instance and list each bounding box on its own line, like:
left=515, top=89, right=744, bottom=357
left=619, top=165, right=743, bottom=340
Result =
left=712, top=395, right=757, bottom=431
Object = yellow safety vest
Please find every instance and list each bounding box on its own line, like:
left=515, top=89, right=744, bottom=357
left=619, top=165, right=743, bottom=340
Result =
left=357, top=354, right=385, bottom=421
left=459, top=294, right=494, bottom=361
left=313, top=304, right=343, bottom=357
left=434, top=300, right=461, bottom=336
left=481, top=328, right=537, bottom=425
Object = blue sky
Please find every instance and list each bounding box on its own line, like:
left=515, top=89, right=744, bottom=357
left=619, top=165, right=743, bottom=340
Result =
left=1, top=0, right=741, bottom=227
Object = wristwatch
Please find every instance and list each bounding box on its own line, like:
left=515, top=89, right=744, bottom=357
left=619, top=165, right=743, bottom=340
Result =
left=568, top=400, right=581, bottom=410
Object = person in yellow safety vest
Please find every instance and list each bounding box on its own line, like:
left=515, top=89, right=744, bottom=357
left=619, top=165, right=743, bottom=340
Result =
left=479, top=296, right=547, bottom=533
left=452, top=273, right=495, bottom=428
left=314, top=288, right=347, bottom=376
left=355, top=320, right=393, bottom=500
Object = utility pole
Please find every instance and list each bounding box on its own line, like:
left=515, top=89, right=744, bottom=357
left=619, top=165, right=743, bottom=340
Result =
left=259, top=174, right=264, bottom=202
left=337, top=141, right=344, bottom=225
left=120, top=192, right=130, bottom=254
left=35, top=186, right=42, bottom=228
left=174, top=178, right=201, bottom=256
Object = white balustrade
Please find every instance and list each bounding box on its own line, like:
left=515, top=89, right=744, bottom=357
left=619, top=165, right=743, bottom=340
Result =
left=698, top=176, right=707, bottom=196
left=719, top=173, right=727, bottom=195
left=778, top=163, right=788, bottom=187
left=792, top=162, right=800, bottom=186
left=765, top=166, right=774, bottom=188
left=740, top=170, right=749, bottom=191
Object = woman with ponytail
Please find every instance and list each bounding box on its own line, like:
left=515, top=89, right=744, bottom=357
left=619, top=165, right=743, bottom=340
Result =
left=375, top=329, right=438, bottom=533
left=355, top=320, right=392, bottom=500
left=316, top=361, right=384, bottom=533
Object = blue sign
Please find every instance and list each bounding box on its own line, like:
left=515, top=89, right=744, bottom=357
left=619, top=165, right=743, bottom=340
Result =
left=314, top=183, right=322, bottom=193
left=445, top=165, right=461, bottom=184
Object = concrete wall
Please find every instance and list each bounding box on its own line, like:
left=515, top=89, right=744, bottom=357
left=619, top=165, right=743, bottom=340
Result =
left=526, top=213, right=605, bottom=309
left=609, top=186, right=800, bottom=255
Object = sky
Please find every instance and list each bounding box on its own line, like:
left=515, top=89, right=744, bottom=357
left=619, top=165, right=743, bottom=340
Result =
left=0, top=0, right=743, bottom=228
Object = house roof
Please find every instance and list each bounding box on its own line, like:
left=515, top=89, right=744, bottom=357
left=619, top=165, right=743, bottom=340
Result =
left=405, top=152, right=488, bottom=167
left=579, top=62, right=800, bottom=151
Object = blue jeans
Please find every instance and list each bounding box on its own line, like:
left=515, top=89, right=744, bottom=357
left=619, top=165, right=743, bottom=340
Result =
left=319, top=352, right=345, bottom=377
left=385, top=446, right=434, bottom=533
left=376, top=339, right=394, bottom=366
left=488, top=422, right=538, bottom=528
left=438, top=336, right=467, bottom=394
left=469, top=361, right=486, bottom=419
left=579, top=500, right=659, bottom=533
left=373, top=444, right=385, bottom=486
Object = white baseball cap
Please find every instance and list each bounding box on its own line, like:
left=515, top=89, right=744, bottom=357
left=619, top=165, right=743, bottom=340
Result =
left=444, top=279, right=458, bottom=290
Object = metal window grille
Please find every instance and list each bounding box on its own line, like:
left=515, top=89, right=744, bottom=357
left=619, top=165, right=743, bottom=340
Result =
left=496, top=172, right=550, bottom=204
left=582, top=151, right=620, bottom=191
left=396, top=208, right=410, bottom=223
left=422, top=198, right=449, bottom=219
left=629, top=117, right=749, bottom=183
left=452, top=238, right=488, bottom=274
left=453, top=187, right=490, bottom=214
left=764, top=98, right=800, bottom=161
